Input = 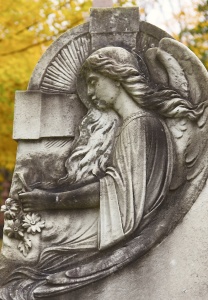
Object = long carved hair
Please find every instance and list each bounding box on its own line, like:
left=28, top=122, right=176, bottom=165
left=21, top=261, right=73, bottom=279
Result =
left=65, top=46, right=206, bottom=184
left=64, top=108, right=118, bottom=184
left=82, top=46, right=207, bottom=121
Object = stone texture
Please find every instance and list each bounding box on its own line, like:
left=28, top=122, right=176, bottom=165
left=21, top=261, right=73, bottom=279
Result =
left=45, top=179, right=208, bottom=300
left=13, top=91, right=86, bottom=139
left=28, top=23, right=90, bottom=91
left=90, top=8, right=139, bottom=33
left=90, top=7, right=139, bottom=51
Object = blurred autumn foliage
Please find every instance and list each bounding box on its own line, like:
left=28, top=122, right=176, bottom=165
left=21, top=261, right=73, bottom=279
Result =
left=178, top=0, right=208, bottom=68
left=0, top=0, right=208, bottom=206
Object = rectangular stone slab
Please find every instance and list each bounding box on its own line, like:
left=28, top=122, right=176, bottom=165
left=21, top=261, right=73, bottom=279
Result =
left=90, top=7, right=139, bottom=33
left=13, top=91, right=86, bottom=140
left=90, top=7, right=139, bottom=52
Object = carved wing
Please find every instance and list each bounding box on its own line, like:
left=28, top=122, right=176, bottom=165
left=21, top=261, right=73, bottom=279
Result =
left=145, top=38, right=208, bottom=189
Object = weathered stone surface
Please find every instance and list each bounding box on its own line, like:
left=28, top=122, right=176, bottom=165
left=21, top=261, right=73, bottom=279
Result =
left=13, top=91, right=86, bottom=139
left=28, top=23, right=90, bottom=91
left=1, top=7, right=208, bottom=300
left=159, top=38, right=208, bottom=104
left=45, top=179, right=208, bottom=300
left=90, top=7, right=139, bottom=33
left=90, top=8, right=139, bottom=52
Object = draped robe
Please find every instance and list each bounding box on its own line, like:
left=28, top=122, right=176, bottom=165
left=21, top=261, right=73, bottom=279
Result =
left=2, top=110, right=173, bottom=264
left=99, top=110, right=173, bottom=249
left=0, top=110, right=174, bottom=300
left=35, top=110, right=173, bottom=257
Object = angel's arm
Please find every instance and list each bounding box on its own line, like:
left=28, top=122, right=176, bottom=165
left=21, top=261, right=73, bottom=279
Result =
left=19, top=181, right=100, bottom=212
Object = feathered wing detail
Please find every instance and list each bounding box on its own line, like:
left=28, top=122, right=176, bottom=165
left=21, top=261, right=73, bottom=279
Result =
left=156, top=49, right=189, bottom=98
left=145, top=38, right=208, bottom=189
left=159, top=38, right=208, bottom=104
left=165, top=118, right=189, bottom=189
left=145, top=47, right=188, bottom=98
left=40, top=35, right=91, bottom=93
left=145, top=48, right=169, bottom=86
left=185, top=108, right=208, bottom=181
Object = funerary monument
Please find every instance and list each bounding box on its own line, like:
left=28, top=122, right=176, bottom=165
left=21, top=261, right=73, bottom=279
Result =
left=1, top=7, right=208, bottom=300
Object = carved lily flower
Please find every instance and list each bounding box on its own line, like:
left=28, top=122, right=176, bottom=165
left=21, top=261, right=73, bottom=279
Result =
left=1, top=198, right=20, bottom=219
left=3, top=219, right=24, bottom=239
left=22, top=213, right=45, bottom=234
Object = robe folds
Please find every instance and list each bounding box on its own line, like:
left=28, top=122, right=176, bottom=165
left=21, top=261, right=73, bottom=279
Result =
left=2, top=111, right=173, bottom=266
left=0, top=111, right=174, bottom=300
left=99, top=111, right=173, bottom=249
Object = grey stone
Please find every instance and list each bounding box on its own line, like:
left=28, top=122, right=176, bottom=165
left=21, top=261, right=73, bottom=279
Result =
left=39, top=179, right=208, bottom=300
left=90, top=8, right=139, bottom=51
left=13, top=91, right=86, bottom=139
left=28, top=23, right=90, bottom=91
left=90, top=7, right=140, bottom=33
left=1, top=7, right=208, bottom=300
left=159, top=37, right=208, bottom=104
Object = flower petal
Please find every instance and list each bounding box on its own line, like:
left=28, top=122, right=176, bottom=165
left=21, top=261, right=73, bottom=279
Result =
left=31, top=226, right=36, bottom=234
left=27, top=227, right=32, bottom=233
left=22, top=223, right=30, bottom=228
left=36, top=227, right=41, bottom=233
left=18, top=231, right=24, bottom=237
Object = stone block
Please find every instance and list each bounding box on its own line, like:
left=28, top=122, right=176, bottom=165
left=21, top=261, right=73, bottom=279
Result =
left=90, top=7, right=139, bottom=51
left=90, top=7, right=140, bottom=33
left=13, top=91, right=86, bottom=140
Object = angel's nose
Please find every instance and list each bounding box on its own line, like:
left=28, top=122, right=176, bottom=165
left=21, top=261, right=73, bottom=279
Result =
left=87, top=85, right=94, bottom=96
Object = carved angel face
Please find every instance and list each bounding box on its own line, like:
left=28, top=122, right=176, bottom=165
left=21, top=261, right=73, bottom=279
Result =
left=86, top=71, right=120, bottom=110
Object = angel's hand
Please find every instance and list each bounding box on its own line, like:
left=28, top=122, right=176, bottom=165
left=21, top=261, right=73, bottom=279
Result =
left=19, top=189, right=56, bottom=212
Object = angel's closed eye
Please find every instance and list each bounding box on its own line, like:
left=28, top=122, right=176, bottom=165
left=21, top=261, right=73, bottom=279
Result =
left=88, top=77, right=97, bottom=86
left=90, top=79, right=96, bottom=86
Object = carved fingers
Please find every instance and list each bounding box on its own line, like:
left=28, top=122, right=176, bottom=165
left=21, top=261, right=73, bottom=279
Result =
left=19, top=192, right=40, bottom=212
left=19, top=190, right=55, bottom=212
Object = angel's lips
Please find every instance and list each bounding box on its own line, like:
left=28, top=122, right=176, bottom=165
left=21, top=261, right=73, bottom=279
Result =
left=91, top=95, right=97, bottom=102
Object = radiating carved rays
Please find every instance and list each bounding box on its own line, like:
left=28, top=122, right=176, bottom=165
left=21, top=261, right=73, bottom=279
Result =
left=40, top=35, right=91, bottom=93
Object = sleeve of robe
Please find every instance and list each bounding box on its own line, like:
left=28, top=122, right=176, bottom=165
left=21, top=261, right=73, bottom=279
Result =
left=98, top=114, right=173, bottom=250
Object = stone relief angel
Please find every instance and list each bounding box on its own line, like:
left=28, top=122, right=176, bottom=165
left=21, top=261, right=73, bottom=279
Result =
left=1, top=39, right=208, bottom=299
left=19, top=46, right=175, bottom=248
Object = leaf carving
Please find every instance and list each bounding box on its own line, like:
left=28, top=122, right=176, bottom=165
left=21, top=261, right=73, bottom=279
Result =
left=18, top=237, right=32, bottom=257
